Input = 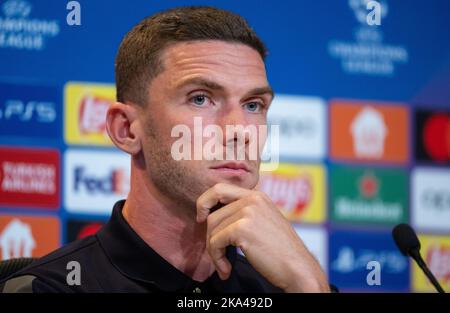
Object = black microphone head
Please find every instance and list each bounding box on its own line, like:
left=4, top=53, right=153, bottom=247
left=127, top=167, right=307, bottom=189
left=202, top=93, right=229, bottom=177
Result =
left=392, top=223, right=421, bottom=256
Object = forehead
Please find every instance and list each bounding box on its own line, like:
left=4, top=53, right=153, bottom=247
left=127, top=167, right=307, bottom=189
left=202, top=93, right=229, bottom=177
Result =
left=158, top=40, right=268, bottom=89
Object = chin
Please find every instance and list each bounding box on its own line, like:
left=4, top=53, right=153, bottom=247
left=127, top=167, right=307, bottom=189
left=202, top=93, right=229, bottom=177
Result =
left=207, top=174, right=258, bottom=190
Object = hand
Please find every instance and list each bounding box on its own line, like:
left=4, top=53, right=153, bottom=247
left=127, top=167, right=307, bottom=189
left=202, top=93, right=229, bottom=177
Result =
left=196, top=183, right=330, bottom=292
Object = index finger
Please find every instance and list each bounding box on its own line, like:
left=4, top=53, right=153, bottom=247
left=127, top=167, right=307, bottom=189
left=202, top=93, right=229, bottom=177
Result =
left=196, top=183, right=252, bottom=223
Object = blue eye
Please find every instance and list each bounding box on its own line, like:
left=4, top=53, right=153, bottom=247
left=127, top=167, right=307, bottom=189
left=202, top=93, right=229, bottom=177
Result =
left=190, top=95, right=209, bottom=106
left=244, top=102, right=261, bottom=112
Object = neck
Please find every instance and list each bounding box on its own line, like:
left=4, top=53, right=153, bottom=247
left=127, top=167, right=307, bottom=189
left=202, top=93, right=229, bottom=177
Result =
left=122, top=162, right=215, bottom=282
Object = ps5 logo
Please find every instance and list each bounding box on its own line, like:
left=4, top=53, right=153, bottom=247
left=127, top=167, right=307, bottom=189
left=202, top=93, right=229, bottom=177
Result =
left=0, top=100, right=56, bottom=123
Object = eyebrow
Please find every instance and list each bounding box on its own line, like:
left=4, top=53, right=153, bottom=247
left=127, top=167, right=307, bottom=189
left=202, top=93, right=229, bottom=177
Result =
left=175, top=77, right=274, bottom=100
left=175, top=77, right=224, bottom=91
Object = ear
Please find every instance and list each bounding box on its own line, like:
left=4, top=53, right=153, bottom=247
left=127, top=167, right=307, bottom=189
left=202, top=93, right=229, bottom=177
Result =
left=106, top=102, right=142, bottom=156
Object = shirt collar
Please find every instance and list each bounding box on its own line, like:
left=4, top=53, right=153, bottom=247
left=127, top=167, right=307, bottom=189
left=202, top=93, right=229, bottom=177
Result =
left=97, top=200, right=243, bottom=292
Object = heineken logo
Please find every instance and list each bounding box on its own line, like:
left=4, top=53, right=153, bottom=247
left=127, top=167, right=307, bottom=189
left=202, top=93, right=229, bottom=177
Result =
left=359, top=172, right=379, bottom=199
left=331, top=167, right=407, bottom=225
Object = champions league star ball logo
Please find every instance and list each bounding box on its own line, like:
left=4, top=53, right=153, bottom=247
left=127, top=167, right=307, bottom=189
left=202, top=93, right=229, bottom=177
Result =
left=0, top=0, right=60, bottom=50
left=2, top=0, right=32, bottom=18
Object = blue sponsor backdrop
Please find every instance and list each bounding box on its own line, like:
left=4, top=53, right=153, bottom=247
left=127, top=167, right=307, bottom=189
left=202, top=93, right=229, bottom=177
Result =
left=329, top=229, right=409, bottom=291
left=1, top=0, right=450, bottom=292
left=1, top=0, right=450, bottom=106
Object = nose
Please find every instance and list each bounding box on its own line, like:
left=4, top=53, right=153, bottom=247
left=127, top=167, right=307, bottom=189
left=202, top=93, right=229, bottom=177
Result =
left=216, top=105, right=255, bottom=160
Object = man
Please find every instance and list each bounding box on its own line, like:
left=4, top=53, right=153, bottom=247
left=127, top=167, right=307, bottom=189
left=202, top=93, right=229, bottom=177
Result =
left=0, top=6, right=330, bottom=293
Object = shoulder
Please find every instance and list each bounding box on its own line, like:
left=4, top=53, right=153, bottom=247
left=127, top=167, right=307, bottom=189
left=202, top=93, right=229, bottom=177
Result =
left=0, top=235, right=106, bottom=293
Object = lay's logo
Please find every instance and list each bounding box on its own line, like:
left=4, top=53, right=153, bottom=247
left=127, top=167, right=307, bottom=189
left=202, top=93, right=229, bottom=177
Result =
left=427, top=245, right=450, bottom=284
left=78, top=95, right=110, bottom=135
left=64, top=82, right=115, bottom=146
left=259, top=164, right=326, bottom=223
left=412, top=235, right=450, bottom=292
left=260, top=174, right=312, bottom=214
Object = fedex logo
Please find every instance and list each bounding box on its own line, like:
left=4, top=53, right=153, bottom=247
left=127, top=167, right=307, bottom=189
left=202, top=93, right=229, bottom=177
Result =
left=74, top=166, right=127, bottom=195
left=64, top=150, right=130, bottom=215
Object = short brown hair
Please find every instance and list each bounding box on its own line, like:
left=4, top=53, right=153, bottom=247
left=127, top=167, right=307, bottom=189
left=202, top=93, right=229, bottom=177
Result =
left=115, top=6, right=268, bottom=106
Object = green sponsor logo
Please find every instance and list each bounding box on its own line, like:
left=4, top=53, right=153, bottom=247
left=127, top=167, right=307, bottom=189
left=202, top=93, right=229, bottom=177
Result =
left=331, top=166, right=408, bottom=225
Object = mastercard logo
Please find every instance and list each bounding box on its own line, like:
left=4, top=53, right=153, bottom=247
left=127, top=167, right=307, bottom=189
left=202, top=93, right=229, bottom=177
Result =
left=416, top=111, right=450, bottom=163
left=422, top=114, right=450, bottom=161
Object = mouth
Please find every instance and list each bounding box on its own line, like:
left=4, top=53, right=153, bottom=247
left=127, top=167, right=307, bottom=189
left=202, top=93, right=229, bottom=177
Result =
left=209, top=162, right=250, bottom=175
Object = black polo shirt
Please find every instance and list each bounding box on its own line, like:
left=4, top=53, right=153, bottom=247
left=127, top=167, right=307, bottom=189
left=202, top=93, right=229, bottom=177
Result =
left=0, top=200, right=283, bottom=293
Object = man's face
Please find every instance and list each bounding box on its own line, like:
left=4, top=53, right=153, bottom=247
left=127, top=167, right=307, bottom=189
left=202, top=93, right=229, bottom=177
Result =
left=138, top=40, right=273, bottom=208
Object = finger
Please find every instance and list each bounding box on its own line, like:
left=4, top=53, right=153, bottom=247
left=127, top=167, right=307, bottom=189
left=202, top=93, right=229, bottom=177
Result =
left=208, top=223, right=241, bottom=280
left=205, top=198, right=247, bottom=239
left=208, top=206, right=249, bottom=241
left=196, top=183, right=252, bottom=223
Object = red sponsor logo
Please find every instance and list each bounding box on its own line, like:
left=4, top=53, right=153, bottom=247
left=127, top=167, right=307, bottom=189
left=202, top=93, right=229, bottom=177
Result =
left=426, top=245, right=450, bottom=284
left=0, top=147, right=60, bottom=209
left=78, top=95, right=111, bottom=134
left=359, top=172, right=379, bottom=199
left=77, top=222, right=103, bottom=240
left=259, top=174, right=312, bottom=214
left=422, top=113, right=450, bottom=162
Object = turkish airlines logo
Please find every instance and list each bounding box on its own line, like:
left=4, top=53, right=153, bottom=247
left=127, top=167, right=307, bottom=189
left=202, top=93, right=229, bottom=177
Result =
left=2, top=161, right=56, bottom=194
left=0, top=147, right=60, bottom=209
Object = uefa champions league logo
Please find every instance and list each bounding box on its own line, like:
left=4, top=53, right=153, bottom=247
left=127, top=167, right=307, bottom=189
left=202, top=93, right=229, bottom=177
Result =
left=0, top=0, right=60, bottom=50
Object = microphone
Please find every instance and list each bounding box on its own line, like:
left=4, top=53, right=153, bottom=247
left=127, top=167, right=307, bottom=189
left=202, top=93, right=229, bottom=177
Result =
left=392, top=223, right=445, bottom=293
